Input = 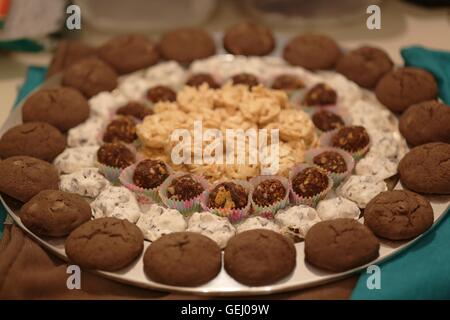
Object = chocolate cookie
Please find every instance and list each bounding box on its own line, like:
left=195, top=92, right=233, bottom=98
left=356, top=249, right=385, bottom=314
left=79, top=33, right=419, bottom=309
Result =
left=398, top=142, right=450, bottom=194
left=399, top=100, right=450, bottom=146
left=336, top=46, right=393, bottom=89
left=62, top=57, right=118, bottom=98
left=66, top=217, right=144, bottom=271
left=97, top=142, right=136, bottom=169
left=47, top=40, right=96, bottom=78
left=133, top=159, right=170, bottom=189
left=20, top=190, right=91, bottom=237
left=143, top=232, right=221, bottom=286
left=231, top=73, right=260, bottom=88
left=22, top=87, right=89, bottom=132
left=208, top=182, right=248, bottom=209
left=97, top=34, right=159, bottom=74
left=116, top=101, right=153, bottom=120
left=252, top=179, right=286, bottom=207
left=167, top=174, right=204, bottom=201
left=375, top=67, right=438, bottom=113
left=0, top=122, right=66, bottom=162
left=103, top=116, right=137, bottom=144
left=283, top=33, right=341, bottom=70
left=158, top=27, right=216, bottom=64
left=223, top=21, right=275, bottom=56
left=0, top=156, right=59, bottom=202
left=186, top=73, right=220, bottom=89
left=146, top=85, right=177, bottom=103
left=364, top=190, right=434, bottom=240
left=305, top=218, right=380, bottom=272
left=224, top=229, right=296, bottom=286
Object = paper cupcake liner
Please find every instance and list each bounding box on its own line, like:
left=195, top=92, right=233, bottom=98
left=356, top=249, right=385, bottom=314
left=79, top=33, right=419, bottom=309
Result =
left=119, top=161, right=174, bottom=205
left=249, top=175, right=290, bottom=219
left=318, top=128, right=371, bottom=161
left=288, top=164, right=333, bottom=207
left=304, top=147, right=355, bottom=187
left=310, top=106, right=352, bottom=135
left=201, top=180, right=253, bottom=223
left=158, top=172, right=210, bottom=215
left=95, top=144, right=138, bottom=184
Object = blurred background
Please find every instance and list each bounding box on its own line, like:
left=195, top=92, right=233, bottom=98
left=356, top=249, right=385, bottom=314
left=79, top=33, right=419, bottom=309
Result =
left=0, top=0, right=449, bottom=120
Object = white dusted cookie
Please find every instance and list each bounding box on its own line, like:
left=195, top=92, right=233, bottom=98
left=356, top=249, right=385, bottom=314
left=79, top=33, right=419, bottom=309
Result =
left=67, top=116, right=105, bottom=147
left=236, top=216, right=281, bottom=234
left=59, top=167, right=110, bottom=198
left=275, top=205, right=321, bottom=239
left=54, top=146, right=99, bottom=174
left=89, top=91, right=128, bottom=119
left=91, top=186, right=142, bottom=223
left=316, top=196, right=360, bottom=221
left=136, top=204, right=186, bottom=241
left=355, top=152, right=397, bottom=181
left=337, top=175, right=387, bottom=209
left=187, top=211, right=236, bottom=249
left=369, top=130, right=408, bottom=163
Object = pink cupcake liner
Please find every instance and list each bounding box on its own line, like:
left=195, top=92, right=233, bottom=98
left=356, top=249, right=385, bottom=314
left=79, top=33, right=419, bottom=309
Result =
left=319, top=127, right=371, bottom=161
left=310, top=106, right=352, bottom=135
left=159, top=172, right=210, bottom=215
left=288, top=164, right=333, bottom=207
left=304, top=147, right=355, bottom=187
left=249, top=175, right=291, bottom=219
left=201, top=179, right=253, bottom=223
left=119, top=161, right=174, bottom=205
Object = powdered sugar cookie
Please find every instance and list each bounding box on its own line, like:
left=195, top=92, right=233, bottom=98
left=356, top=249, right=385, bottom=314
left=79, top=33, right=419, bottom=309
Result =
left=136, top=204, right=186, bottom=241
left=275, top=205, right=321, bottom=240
left=316, top=196, right=360, bottom=221
left=59, top=167, right=110, bottom=198
left=236, top=216, right=280, bottom=233
left=54, top=146, right=99, bottom=174
left=337, top=175, right=387, bottom=208
left=187, top=211, right=236, bottom=248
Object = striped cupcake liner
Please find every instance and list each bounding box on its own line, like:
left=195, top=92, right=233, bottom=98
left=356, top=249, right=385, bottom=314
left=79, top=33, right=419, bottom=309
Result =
left=249, top=175, right=291, bottom=219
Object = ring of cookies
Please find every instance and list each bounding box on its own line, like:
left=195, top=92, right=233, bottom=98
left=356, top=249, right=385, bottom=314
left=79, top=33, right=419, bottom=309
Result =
left=1, top=23, right=449, bottom=289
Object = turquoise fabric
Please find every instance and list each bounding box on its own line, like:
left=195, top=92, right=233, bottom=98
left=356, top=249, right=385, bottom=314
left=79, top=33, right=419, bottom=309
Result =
left=0, top=66, right=47, bottom=238
left=352, top=46, right=450, bottom=300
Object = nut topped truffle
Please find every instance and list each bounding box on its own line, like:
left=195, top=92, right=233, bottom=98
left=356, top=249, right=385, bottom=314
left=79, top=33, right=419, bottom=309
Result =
left=302, top=83, right=337, bottom=106
left=313, top=151, right=347, bottom=173
left=231, top=73, right=260, bottom=88
left=331, top=126, right=370, bottom=153
left=103, top=116, right=137, bottom=143
left=252, top=179, right=286, bottom=207
left=312, top=110, right=345, bottom=132
left=186, top=73, right=220, bottom=89
left=167, top=174, right=204, bottom=201
left=97, top=142, right=135, bottom=168
left=116, top=101, right=153, bottom=120
left=146, top=85, right=177, bottom=103
left=133, top=159, right=170, bottom=189
left=208, top=182, right=248, bottom=209
left=271, top=74, right=305, bottom=91
left=292, top=167, right=329, bottom=198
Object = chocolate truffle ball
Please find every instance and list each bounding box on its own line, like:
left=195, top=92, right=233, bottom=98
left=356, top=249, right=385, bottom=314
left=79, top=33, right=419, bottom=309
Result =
left=231, top=73, right=259, bottom=88
left=283, top=33, right=341, bottom=70
left=292, top=167, right=329, bottom=198
left=116, top=101, right=153, bottom=120
left=146, top=85, right=177, bottom=103
left=0, top=122, right=66, bottom=162
left=167, top=174, right=204, bottom=201
left=331, top=126, right=370, bottom=153
left=208, top=182, right=248, bottom=209
left=312, top=110, right=345, bottom=132
left=302, top=83, right=337, bottom=106
left=133, top=159, right=170, bottom=189
left=103, top=116, right=137, bottom=144
left=252, top=179, right=286, bottom=207
left=62, top=57, right=118, bottom=98
left=158, top=27, right=216, bottom=64
left=22, top=87, right=89, bottom=132
left=271, top=74, right=305, bottom=91
left=375, top=67, right=438, bottom=113
left=223, top=21, right=275, bottom=56
left=313, top=151, right=347, bottom=173
left=186, top=73, right=220, bottom=89
left=336, top=46, right=393, bottom=89
left=97, top=34, right=159, bottom=74
left=97, top=142, right=135, bottom=169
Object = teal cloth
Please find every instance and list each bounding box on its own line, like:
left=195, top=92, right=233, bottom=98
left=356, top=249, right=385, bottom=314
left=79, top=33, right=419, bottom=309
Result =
left=0, top=66, right=47, bottom=238
left=352, top=46, right=450, bottom=300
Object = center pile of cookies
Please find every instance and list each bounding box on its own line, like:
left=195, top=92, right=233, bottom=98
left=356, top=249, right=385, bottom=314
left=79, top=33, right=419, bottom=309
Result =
left=0, top=22, right=449, bottom=289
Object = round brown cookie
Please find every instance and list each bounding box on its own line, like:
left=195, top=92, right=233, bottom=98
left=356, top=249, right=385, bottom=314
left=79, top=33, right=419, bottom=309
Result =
left=375, top=67, right=438, bottom=113
left=65, top=217, right=144, bottom=271
left=158, top=27, right=216, bottom=64
left=0, top=122, right=66, bottom=162
left=399, top=100, right=450, bottom=146
left=223, top=21, right=275, bottom=56
left=224, top=229, right=296, bottom=286
left=62, top=57, right=118, bottom=98
left=305, top=218, right=380, bottom=272
left=97, top=34, right=159, bottom=74
left=336, top=46, right=393, bottom=89
left=47, top=40, right=96, bottom=78
left=22, top=87, right=90, bottom=132
left=20, top=190, right=91, bottom=237
left=0, top=156, right=59, bottom=202
left=364, top=190, right=433, bottom=240
left=283, top=33, right=341, bottom=70
left=398, top=142, right=450, bottom=194
left=143, top=232, right=221, bottom=286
